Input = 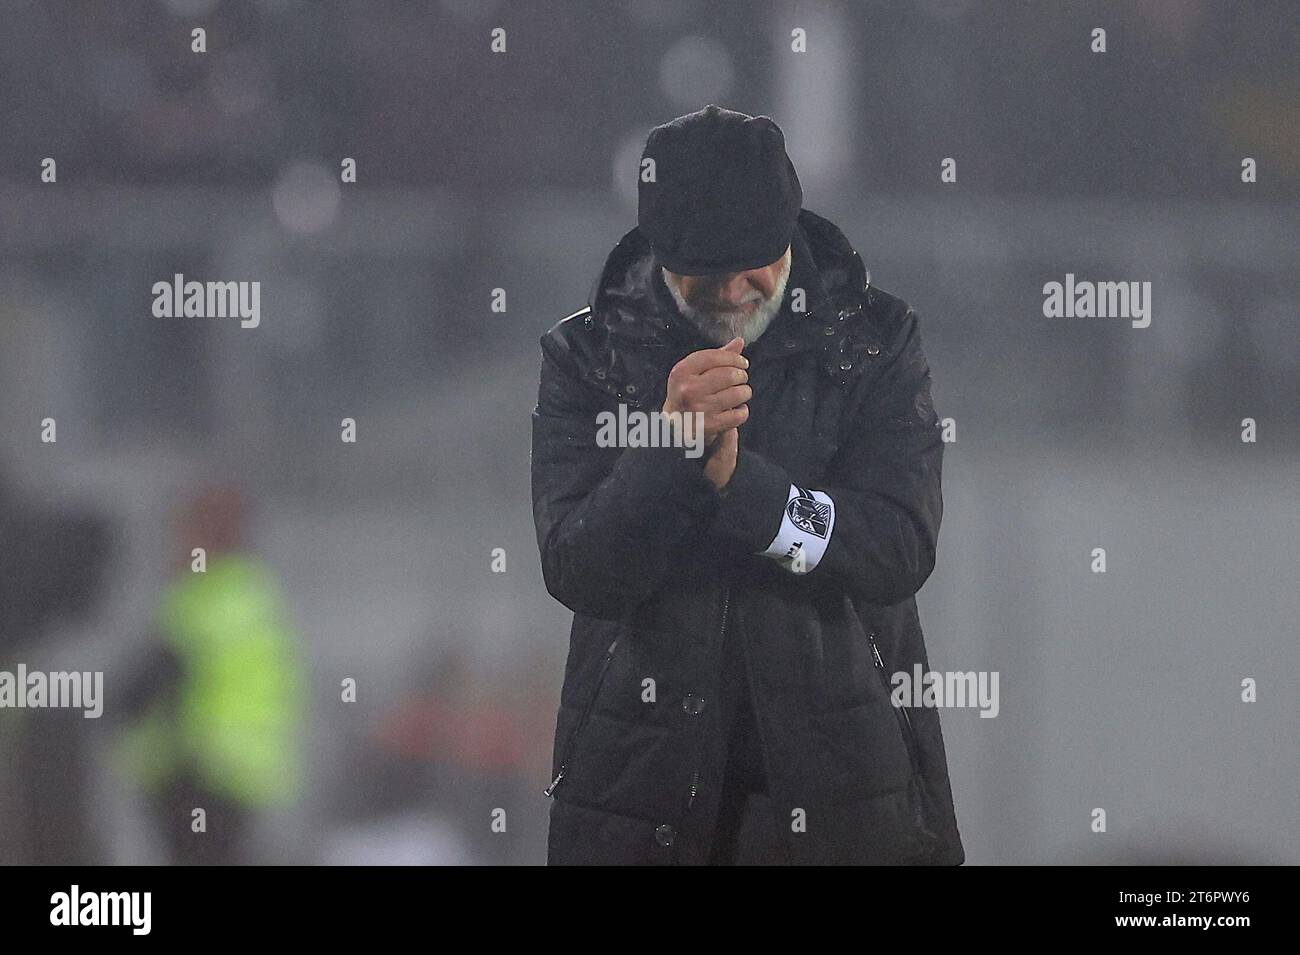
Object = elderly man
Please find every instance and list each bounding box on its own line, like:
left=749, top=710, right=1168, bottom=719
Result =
left=531, top=104, right=963, bottom=865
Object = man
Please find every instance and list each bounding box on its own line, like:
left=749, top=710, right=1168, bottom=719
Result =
left=115, top=484, right=305, bottom=864
left=531, top=104, right=963, bottom=865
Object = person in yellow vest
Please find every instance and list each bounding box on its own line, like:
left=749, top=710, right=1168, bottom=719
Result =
left=115, top=484, right=305, bottom=864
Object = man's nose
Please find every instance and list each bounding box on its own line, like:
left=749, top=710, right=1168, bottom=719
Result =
left=716, top=272, right=760, bottom=305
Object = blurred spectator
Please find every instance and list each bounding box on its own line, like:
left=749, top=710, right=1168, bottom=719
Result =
left=113, top=483, right=306, bottom=864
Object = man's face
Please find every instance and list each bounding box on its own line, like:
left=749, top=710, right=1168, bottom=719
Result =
left=662, top=244, right=792, bottom=345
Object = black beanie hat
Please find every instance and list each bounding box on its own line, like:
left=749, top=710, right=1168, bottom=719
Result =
left=638, top=104, right=802, bottom=276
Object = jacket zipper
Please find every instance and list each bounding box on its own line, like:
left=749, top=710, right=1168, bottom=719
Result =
left=684, top=587, right=728, bottom=811
left=544, top=638, right=619, bottom=797
left=867, top=631, right=922, bottom=775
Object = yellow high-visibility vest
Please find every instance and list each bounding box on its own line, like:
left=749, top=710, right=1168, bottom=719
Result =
left=117, top=554, right=305, bottom=806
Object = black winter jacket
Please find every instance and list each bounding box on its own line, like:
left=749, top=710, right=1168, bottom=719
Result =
left=531, top=207, right=964, bottom=865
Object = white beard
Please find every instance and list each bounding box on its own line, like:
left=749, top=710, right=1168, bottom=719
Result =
left=662, top=247, right=792, bottom=346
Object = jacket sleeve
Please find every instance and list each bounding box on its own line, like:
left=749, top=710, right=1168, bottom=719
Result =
left=708, top=306, right=944, bottom=606
left=531, top=332, right=723, bottom=620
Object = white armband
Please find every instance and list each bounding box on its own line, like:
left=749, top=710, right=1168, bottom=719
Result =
left=761, top=485, right=835, bottom=573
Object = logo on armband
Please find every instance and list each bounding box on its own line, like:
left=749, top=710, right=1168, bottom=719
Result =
left=787, top=488, right=830, bottom=538
left=762, top=485, right=836, bottom=574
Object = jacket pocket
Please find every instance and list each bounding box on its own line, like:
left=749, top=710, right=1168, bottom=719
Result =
left=865, top=629, right=946, bottom=860
left=545, top=638, right=619, bottom=797
left=865, top=627, right=923, bottom=776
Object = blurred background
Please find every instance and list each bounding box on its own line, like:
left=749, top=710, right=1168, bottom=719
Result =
left=0, top=0, right=1297, bottom=865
